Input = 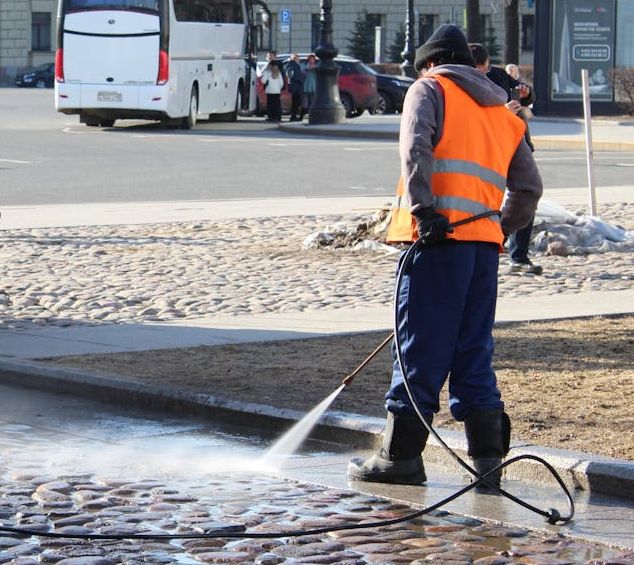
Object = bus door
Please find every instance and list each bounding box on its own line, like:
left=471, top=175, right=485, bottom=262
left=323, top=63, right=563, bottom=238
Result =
left=244, top=0, right=270, bottom=113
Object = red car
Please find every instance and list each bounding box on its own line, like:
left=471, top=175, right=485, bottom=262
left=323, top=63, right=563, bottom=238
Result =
left=256, top=54, right=379, bottom=118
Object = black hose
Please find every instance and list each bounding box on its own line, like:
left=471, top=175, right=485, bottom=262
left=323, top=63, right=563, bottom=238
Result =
left=392, top=234, right=574, bottom=525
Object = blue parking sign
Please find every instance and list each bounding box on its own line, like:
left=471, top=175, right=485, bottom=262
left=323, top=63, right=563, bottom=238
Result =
left=280, top=9, right=291, bottom=33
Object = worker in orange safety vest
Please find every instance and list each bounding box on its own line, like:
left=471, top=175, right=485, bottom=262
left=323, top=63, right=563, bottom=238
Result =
left=348, top=24, right=543, bottom=492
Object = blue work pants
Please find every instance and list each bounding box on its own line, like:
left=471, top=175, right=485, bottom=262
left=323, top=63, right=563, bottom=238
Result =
left=385, top=241, right=503, bottom=422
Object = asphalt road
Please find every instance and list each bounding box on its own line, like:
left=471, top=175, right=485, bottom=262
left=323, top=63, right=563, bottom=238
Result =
left=1, top=88, right=632, bottom=207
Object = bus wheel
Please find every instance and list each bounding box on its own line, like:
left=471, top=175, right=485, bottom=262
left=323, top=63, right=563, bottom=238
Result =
left=83, top=116, right=100, bottom=127
left=182, top=87, right=198, bottom=129
left=100, top=119, right=115, bottom=127
left=229, top=86, right=242, bottom=122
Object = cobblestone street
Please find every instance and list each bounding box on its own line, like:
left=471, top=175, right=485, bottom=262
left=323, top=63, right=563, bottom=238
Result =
left=0, top=203, right=631, bottom=330
left=1, top=383, right=633, bottom=564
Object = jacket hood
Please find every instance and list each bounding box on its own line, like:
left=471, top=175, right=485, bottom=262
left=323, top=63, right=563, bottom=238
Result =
left=426, top=64, right=507, bottom=107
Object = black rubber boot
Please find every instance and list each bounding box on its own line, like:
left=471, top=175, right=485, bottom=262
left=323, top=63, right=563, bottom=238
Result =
left=464, top=409, right=511, bottom=493
left=347, top=411, right=431, bottom=485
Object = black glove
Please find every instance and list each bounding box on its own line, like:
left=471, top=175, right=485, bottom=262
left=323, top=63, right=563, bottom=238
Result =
left=414, top=207, right=451, bottom=245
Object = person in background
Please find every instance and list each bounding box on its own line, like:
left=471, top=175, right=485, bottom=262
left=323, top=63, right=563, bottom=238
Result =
left=285, top=53, right=306, bottom=122
left=261, top=52, right=285, bottom=123
left=302, top=54, right=318, bottom=118
left=266, top=50, right=285, bottom=78
left=347, top=24, right=542, bottom=492
left=470, top=43, right=542, bottom=275
left=505, top=63, right=520, bottom=80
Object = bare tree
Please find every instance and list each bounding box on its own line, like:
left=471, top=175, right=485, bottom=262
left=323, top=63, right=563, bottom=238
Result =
left=504, top=0, right=520, bottom=64
left=466, top=0, right=480, bottom=43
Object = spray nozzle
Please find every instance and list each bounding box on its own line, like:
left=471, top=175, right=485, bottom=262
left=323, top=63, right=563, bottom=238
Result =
left=342, top=374, right=355, bottom=387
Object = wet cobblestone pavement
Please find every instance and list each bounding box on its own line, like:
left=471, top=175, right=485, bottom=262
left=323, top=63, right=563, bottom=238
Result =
left=1, top=466, right=634, bottom=564
left=1, top=401, right=633, bottom=565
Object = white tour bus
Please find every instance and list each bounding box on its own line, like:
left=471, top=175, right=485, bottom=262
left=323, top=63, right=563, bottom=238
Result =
left=55, top=0, right=259, bottom=128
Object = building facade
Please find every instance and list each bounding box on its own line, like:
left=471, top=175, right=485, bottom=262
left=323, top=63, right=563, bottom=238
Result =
left=2, top=0, right=631, bottom=100
left=257, top=0, right=537, bottom=66
left=0, top=0, right=57, bottom=85
left=1, top=0, right=537, bottom=86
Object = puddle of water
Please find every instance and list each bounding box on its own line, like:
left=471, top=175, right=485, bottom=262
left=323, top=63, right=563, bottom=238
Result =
left=1, top=424, right=270, bottom=479
left=0, top=384, right=349, bottom=481
left=259, top=384, right=345, bottom=469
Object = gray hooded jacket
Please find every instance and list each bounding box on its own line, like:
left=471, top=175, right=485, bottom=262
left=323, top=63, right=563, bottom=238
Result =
left=399, top=64, right=543, bottom=235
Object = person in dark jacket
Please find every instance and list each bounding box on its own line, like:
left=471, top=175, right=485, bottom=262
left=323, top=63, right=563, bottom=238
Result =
left=285, top=53, right=305, bottom=121
left=302, top=54, right=317, bottom=117
left=469, top=43, right=534, bottom=148
left=470, top=43, right=542, bottom=275
left=347, top=25, right=542, bottom=492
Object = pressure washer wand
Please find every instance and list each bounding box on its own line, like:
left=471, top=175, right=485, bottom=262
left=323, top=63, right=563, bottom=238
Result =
left=342, top=332, right=394, bottom=387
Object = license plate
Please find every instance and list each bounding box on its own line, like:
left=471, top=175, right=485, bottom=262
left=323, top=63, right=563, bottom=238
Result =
left=97, top=91, right=122, bottom=103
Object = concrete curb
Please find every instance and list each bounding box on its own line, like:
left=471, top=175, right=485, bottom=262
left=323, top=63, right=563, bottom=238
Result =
left=278, top=122, right=399, bottom=140
left=278, top=122, right=634, bottom=151
left=1, top=357, right=632, bottom=501
left=532, top=138, right=634, bottom=152
left=530, top=116, right=634, bottom=127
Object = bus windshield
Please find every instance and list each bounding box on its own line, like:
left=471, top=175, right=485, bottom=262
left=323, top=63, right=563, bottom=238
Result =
left=66, top=0, right=159, bottom=14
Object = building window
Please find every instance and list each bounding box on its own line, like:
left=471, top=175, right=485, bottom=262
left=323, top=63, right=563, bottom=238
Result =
left=366, top=13, right=383, bottom=62
left=479, top=13, right=492, bottom=35
left=311, top=14, right=320, bottom=51
left=418, top=14, right=436, bottom=44
left=521, top=14, right=535, bottom=51
left=366, top=13, right=382, bottom=30
left=480, top=13, right=501, bottom=63
left=32, top=12, right=51, bottom=52
left=616, top=0, right=634, bottom=66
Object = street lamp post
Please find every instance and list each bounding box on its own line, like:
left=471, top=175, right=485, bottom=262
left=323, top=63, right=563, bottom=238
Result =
left=309, top=0, right=345, bottom=124
left=400, top=0, right=416, bottom=78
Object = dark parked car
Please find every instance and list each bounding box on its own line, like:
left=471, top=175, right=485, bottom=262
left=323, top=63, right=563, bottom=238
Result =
left=256, top=54, right=380, bottom=118
left=366, top=67, right=414, bottom=114
left=14, top=62, right=55, bottom=88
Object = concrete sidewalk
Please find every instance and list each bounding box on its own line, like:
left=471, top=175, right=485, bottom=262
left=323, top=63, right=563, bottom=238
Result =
left=1, top=289, right=633, bottom=359
left=0, top=114, right=633, bottom=549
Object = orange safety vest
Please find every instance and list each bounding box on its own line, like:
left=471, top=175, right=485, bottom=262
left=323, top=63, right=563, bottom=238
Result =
left=387, top=74, right=526, bottom=249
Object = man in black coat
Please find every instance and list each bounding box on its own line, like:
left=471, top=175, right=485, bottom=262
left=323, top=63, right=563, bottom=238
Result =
left=284, top=54, right=305, bottom=122
left=470, top=43, right=542, bottom=275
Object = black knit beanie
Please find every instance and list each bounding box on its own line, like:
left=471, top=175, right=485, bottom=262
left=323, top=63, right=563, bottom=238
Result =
left=414, top=24, right=475, bottom=71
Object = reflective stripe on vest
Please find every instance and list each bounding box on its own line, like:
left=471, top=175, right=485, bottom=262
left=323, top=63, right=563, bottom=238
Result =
left=387, top=74, right=525, bottom=247
left=433, top=159, right=507, bottom=192
left=434, top=195, right=502, bottom=224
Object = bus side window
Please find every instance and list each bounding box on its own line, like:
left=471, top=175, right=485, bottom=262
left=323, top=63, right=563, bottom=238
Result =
left=213, top=0, right=243, bottom=23
left=173, top=0, right=186, bottom=20
left=195, top=0, right=220, bottom=23
left=173, top=0, right=243, bottom=24
left=135, top=0, right=158, bottom=9
left=225, top=0, right=243, bottom=23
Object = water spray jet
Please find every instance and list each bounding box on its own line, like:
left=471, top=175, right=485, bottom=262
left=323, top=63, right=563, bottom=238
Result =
left=259, top=384, right=345, bottom=468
